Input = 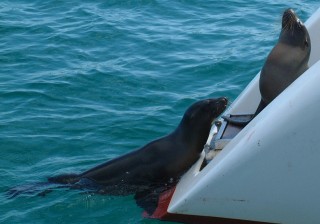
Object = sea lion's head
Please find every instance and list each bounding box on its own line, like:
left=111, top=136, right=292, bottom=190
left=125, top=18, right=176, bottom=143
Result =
left=180, top=97, right=227, bottom=148
left=183, top=97, right=227, bottom=125
left=280, top=9, right=311, bottom=53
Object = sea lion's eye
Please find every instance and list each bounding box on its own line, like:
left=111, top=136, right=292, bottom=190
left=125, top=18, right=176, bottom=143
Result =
left=305, top=39, right=309, bottom=47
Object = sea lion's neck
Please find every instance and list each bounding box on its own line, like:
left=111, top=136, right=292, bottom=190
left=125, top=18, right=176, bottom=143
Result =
left=173, top=122, right=211, bottom=153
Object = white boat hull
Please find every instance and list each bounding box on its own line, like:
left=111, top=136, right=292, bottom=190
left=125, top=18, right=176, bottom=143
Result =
left=146, top=7, right=320, bottom=224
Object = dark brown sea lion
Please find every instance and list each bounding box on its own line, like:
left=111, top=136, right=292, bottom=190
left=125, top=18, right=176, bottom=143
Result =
left=224, top=9, right=311, bottom=126
left=8, top=97, right=228, bottom=213
left=48, top=97, right=227, bottom=187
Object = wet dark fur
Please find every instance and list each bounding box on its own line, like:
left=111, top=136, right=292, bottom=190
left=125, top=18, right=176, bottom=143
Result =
left=7, top=97, right=227, bottom=214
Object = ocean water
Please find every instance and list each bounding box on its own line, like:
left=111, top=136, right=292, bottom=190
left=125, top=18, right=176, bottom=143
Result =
left=0, top=1, right=319, bottom=223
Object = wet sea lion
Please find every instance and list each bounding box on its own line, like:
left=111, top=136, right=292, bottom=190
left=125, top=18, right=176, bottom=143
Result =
left=8, top=97, right=228, bottom=213
left=224, top=9, right=311, bottom=126
left=48, top=97, right=227, bottom=187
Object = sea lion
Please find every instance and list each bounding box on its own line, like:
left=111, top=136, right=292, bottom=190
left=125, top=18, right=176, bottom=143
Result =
left=8, top=97, right=228, bottom=213
left=48, top=97, right=227, bottom=189
left=224, top=9, right=311, bottom=126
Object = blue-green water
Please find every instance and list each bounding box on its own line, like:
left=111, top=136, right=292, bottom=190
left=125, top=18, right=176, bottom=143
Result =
left=0, top=1, right=318, bottom=223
